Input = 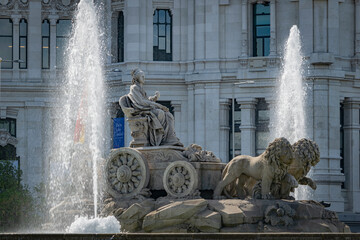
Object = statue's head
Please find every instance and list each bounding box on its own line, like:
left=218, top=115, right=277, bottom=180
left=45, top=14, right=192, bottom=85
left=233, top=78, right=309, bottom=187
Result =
left=131, top=68, right=145, bottom=85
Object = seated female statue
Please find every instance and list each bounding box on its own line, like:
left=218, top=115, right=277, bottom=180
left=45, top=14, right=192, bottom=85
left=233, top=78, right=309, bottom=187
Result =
left=119, top=68, right=183, bottom=147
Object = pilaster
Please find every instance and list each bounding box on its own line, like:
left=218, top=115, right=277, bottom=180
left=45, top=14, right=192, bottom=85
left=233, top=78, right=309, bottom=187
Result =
left=240, top=0, right=248, bottom=57
left=299, top=0, right=313, bottom=55
left=355, top=0, right=360, bottom=58
left=269, top=0, right=276, bottom=56
left=187, top=85, right=195, bottom=144
left=49, top=15, right=58, bottom=81
left=28, top=0, right=42, bottom=81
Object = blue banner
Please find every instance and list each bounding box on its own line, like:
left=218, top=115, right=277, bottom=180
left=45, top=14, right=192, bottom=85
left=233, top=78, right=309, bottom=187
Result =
left=113, top=118, right=125, bottom=148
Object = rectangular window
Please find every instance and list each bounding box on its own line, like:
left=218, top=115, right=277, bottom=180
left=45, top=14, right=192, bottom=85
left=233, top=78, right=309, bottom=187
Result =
left=153, top=9, right=172, bottom=61
left=42, top=19, right=50, bottom=69
left=56, top=19, right=72, bottom=68
left=0, top=118, right=16, bottom=137
left=19, top=19, right=27, bottom=69
left=0, top=18, right=13, bottom=69
left=229, top=101, right=241, bottom=160
left=118, top=11, right=124, bottom=62
left=255, top=98, right=269, bottom=156
left=253, top=3, right=270, bottom=57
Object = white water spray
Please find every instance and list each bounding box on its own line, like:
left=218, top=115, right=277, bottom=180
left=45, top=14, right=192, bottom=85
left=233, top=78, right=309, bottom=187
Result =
left=272, top=25, right=311, bottom=200
left=48, top=0, right=109, bottom=229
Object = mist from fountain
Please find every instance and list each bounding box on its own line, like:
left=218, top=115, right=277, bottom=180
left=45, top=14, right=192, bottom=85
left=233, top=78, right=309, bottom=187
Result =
left=47, top=0, right=119, bottom=232
left=271, top=25, right=311, bottom=200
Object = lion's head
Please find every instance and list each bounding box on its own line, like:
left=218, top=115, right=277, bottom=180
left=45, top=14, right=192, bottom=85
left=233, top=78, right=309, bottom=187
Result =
left=292, top=138, right=320, bottom=173
left=264, top=137, right=294, bottom=166
left=262, top=137, right=294, bottom=183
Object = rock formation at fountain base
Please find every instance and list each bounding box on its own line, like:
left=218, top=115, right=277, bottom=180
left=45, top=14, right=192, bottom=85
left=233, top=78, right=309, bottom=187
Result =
left=101, top=197, right=349, bottom=233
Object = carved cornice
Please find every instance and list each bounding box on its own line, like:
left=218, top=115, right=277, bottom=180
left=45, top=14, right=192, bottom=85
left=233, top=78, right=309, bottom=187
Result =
left=0, top=130, right=17, bottom=147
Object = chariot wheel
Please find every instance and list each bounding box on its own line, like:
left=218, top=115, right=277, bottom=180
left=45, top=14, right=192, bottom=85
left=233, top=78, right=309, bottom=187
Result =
left=163, top=161, right=198, bottom=198
left=106, top=148, right=149, bottom=199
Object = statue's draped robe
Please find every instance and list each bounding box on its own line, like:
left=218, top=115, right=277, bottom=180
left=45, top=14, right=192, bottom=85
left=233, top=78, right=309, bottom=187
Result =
left=122, top=84, right=182, bottom=147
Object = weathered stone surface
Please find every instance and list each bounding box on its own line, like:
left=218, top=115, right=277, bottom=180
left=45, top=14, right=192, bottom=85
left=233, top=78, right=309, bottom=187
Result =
left=188, top=209, right=222, bottom=232
left=208, top=200, right=245, bottom=227
left=295, top=201, right=324, bottom=219
left=296, top=219, right=340, bottom=232
left=142, top=199, right=208, bottom=232
left=239, top=201, right=264, bottom=223
left=119, top=200, right=154, bottom=232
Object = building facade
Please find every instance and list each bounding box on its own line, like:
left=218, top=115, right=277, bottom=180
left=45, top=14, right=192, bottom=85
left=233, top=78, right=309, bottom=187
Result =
left=0, top=0, right=359, bottom=219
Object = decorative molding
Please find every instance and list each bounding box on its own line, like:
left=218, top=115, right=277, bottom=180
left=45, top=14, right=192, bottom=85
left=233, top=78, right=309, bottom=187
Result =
left=152, top=0, right=174, bottom=14
left=111, top=0, right=124, bottom=11
left=56, top=0, right=78, bottom=11
left=0, top=130, right=17, bottom=147
left=0, top=0, right=15, bottom=10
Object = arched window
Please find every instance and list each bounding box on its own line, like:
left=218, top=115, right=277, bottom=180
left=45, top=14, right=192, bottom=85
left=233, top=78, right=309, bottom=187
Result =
left=19, top=18, right=27, bottom=69
left=42, top=19, right=50, bottom=69
left=56, top=19, right=72, bottom=68
left=118, top=11, right=124, bottom=62
left=153, top=9, right=172, bottom=61
left=0, top=18, right=13, bottom=69
left=253, top=2, right=270, bottom=57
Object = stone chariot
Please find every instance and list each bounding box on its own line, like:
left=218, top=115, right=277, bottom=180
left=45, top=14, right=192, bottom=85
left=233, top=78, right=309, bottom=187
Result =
left=105, top=68, right=224, bottom=200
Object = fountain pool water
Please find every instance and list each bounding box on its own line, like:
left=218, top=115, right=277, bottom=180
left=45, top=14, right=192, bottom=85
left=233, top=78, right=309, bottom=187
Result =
left=271, top=25, right=311, bottom=200
left=47, top=0, right=120, bottom=232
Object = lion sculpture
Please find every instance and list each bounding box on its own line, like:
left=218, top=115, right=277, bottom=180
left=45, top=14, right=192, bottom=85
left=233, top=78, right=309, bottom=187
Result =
left=240, top=138, right=320, bottom=199
left=213, top=137, right=294, bottom=199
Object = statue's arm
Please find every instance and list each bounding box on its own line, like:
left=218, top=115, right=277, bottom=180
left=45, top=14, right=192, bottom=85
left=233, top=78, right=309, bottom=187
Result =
left=129, top=85, right=168, bottom=112
left=149, top=91, right=160, bottom=102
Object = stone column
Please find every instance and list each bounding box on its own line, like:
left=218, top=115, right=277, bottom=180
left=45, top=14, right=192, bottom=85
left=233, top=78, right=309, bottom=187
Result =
left=28, top=0, right=42, bottom=81
left=238, top=99, right=257, bottom=156
left=343, top=99, right=360, bottom=213
left=194, top=84, right=206, bottom=148
left=11, top=15, right=21, bottom=81
left=219, top=99, right=230, bottom=163
left=269, top=0, right=277, bottom=56
left=49, top=15, right=58, bottom=81
left=205, top=83, right=220, bottom=157
left=240, top=0, right=248, bottom=57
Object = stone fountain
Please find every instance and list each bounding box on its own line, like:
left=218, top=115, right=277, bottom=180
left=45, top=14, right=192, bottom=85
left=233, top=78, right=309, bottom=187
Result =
left=100, top=67, right=350, bottom=233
